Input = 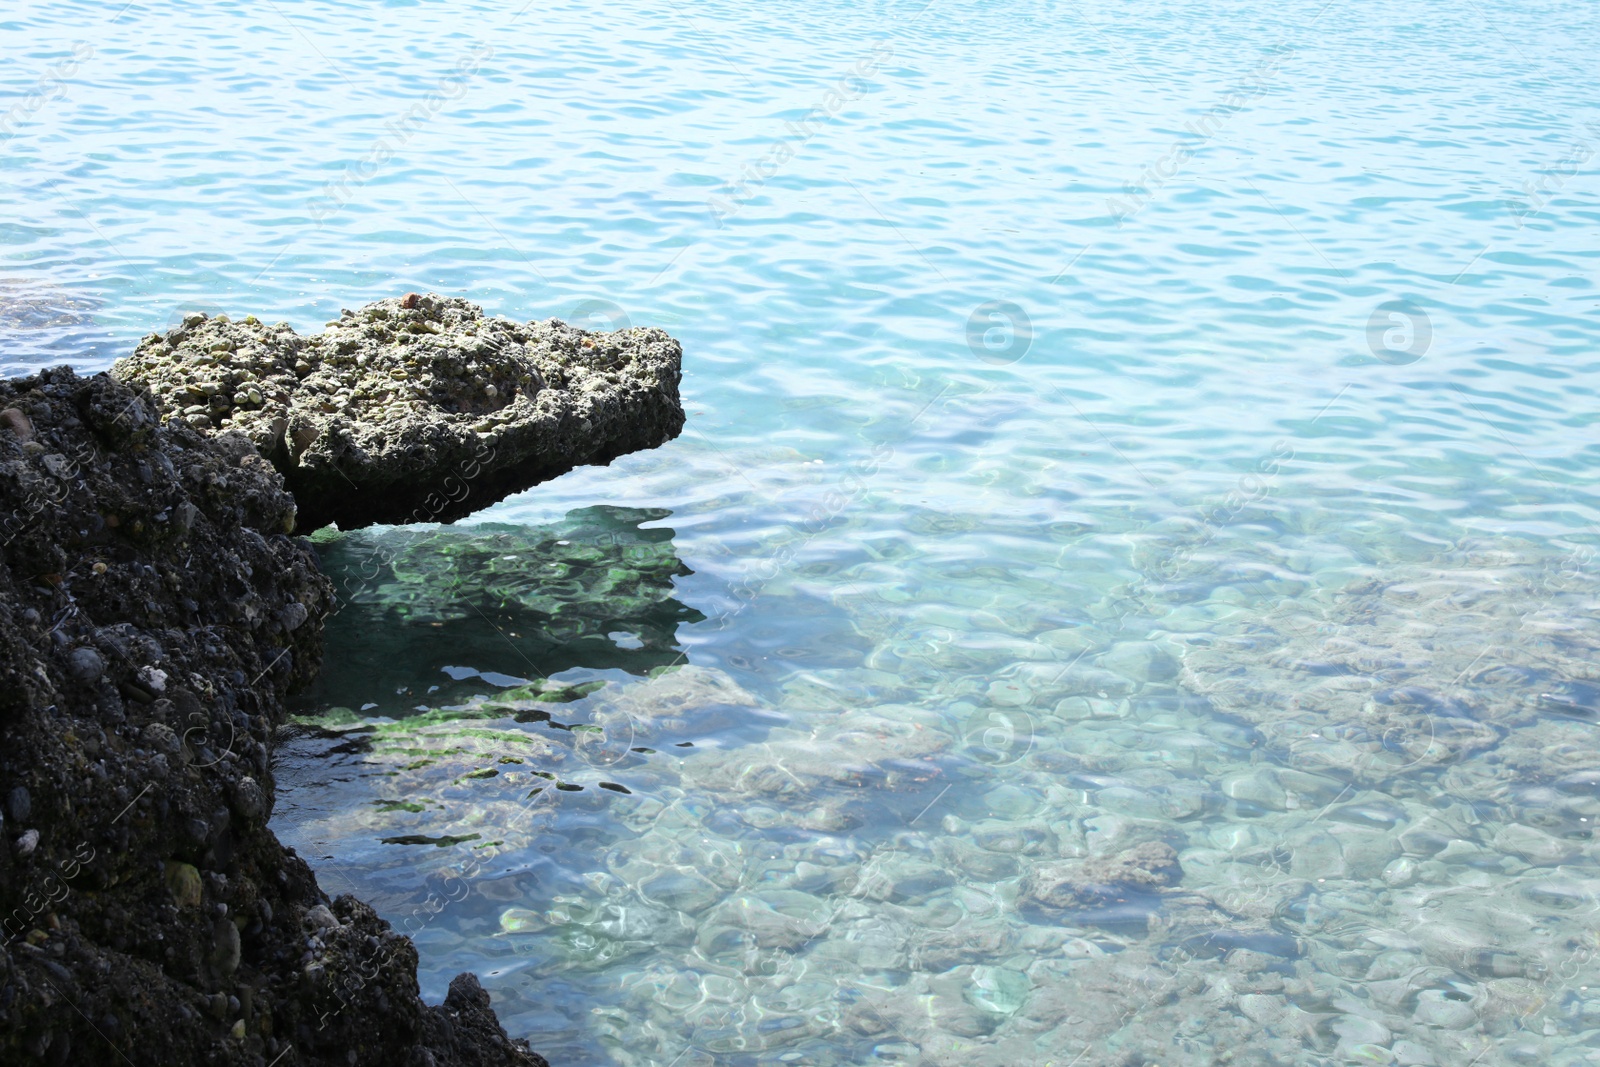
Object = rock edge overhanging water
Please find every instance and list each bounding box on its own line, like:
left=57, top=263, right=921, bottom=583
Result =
left=0, top=298, right=685, bottom=1065
left=110, top=293, right=685, bottom=533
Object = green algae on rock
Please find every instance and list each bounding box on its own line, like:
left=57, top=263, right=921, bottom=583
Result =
left=111, top=293, right=685, bottom=531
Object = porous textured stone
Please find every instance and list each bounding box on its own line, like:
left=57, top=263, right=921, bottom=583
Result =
left=0, top=367, right=542, bottom=1066
left=111, top=293, right=685, bottom=531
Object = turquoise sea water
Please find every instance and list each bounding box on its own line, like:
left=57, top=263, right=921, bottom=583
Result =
left=8, top=0, right=1600, bottom=1063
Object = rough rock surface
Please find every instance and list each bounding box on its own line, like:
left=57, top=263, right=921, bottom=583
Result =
left=111, top=293, right=685, bottom=531
left=0, top=367, right=543, bottom=1066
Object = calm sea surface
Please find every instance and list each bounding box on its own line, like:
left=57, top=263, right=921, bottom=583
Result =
left=7, top=1, right=1600, bottom=1063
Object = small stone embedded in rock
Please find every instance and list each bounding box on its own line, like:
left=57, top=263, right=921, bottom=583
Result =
left=67, top=646, right=105, bottom=683
left=142, top=721, right=181, bottom=755
left=0, top=406, right=36, bottom=441
left=6, top=785, right=30, bottom=821
left=231, top=776, right=267, bottom=822
left=278, top=601, right=309, bottom=632
left=15, top=828, right=40, bottom=856
left=213, top=915, right=243, bottom=976
left=305, top=904, right=339, bottom=931
left=165, top=861, right=204, bottom=909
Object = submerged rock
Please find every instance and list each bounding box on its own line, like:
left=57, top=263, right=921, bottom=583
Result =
left=1178, top=550, right=1600, bottom=786
left=1022, top=842, right=1183, bottom=912
left=0, top=277, right=99, bottom=331
left=0, top=368, right=541, bottom=1066
left=112, top=293, right=685, bottom=531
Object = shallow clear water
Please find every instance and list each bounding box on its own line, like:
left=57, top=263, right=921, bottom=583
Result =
left=9, top=0, right=1600, bottom=1063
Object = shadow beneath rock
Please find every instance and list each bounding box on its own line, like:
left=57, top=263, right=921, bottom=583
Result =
left=291, top=505, right=706, bottom=720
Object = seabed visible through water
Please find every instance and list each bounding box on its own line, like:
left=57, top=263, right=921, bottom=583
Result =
left=273, top=496, right=1600, bottom=1067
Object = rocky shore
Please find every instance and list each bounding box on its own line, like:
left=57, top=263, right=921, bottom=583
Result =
left=0, top=297, right=685, bottom=1064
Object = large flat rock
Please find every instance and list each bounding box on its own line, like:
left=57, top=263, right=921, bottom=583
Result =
left=112, top=293, right=684, bottom=531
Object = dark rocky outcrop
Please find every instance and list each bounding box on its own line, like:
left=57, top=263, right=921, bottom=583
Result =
left=111, top=293, right=685, bottom=531
left=0, top=368, right=543, bottom=1066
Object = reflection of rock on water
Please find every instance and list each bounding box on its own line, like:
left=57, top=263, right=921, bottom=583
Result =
left=0, top=278, right=99, bottom=330
left=294, top=505, right=706, bottom=716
